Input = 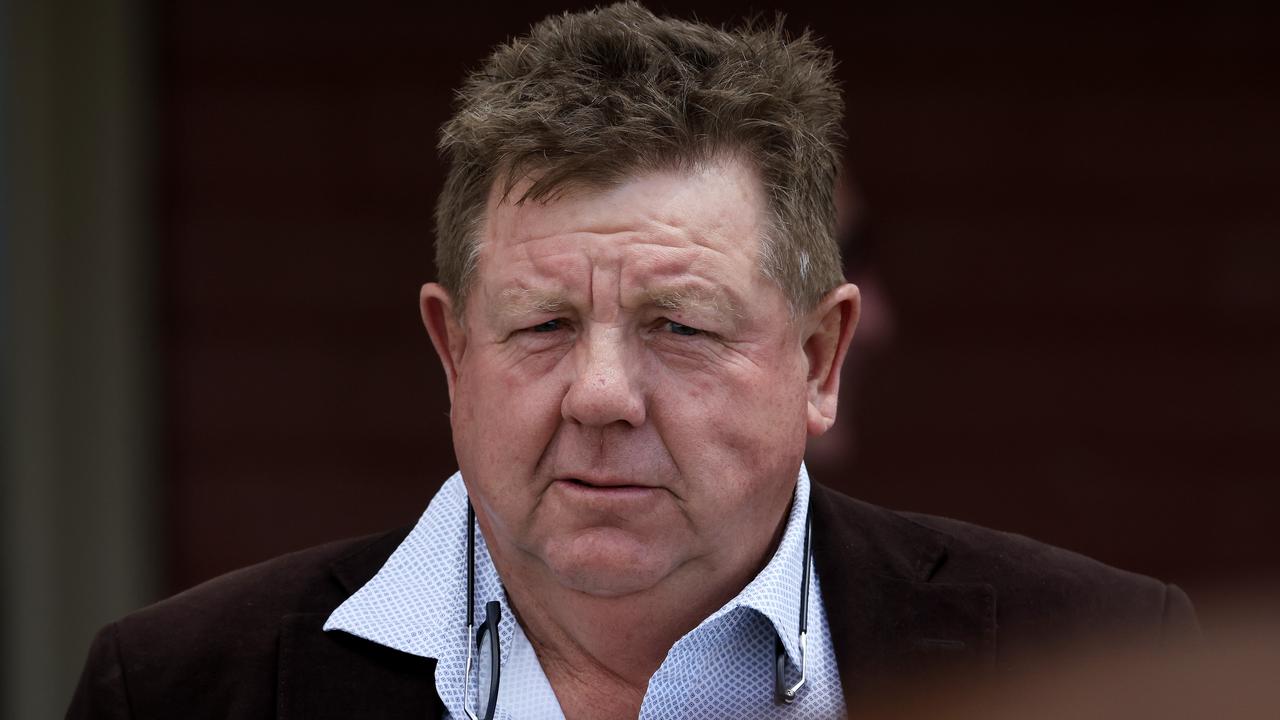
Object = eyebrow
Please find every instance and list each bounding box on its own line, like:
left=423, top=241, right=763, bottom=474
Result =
left=495, top=287, right=571, bottom=317
left=644, top=284, right=742, bottom=319
left=492, top=283, right=742, bottom=321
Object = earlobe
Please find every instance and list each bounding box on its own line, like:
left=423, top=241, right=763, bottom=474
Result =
left=419, top=283, right=466, bottom=405
left=803, top=284, right=861, bottom=437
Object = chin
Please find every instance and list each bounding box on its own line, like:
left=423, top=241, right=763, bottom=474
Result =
left=540, top=527, right=680, bottom=598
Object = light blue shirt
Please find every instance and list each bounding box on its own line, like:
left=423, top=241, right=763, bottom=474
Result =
left=324, top=466, right=846, bottom=718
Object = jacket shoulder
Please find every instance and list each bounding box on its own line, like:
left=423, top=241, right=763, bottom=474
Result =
left=126, top=526, right=410, bottom=633
left=907, top=509, right=1194, bottom=642
left=812, top=484, right=1194, bottom=647
left=69, top=527, right=411, bottom=719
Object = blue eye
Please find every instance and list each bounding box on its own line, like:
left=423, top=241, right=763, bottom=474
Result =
left=531, top=319, right=563, bottom=333
left=667, top=321, right=701, bottom=336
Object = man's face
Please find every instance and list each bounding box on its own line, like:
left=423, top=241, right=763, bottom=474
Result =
left=424, top=158, right=851, bottom=597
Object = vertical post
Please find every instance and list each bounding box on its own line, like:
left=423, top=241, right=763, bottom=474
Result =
left=0, top=0, right=156, bottom=716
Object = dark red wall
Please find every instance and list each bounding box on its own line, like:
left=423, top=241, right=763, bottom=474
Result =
left=157, top=2, right=1280, bottom=603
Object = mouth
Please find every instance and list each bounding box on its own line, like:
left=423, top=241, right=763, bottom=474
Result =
left=560, top=477, right=653, bottom=490
left=553, top=477, right=662, bottom=500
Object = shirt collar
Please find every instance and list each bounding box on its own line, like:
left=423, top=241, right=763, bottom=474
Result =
left=324, top=465, right=813, bottom=701
left=324, top=472, right=517, bottom=715
left=687, top=463, right=812, bottom=673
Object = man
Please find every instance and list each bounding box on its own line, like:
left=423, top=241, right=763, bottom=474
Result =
left=69, top=4, right=1195, bottom=718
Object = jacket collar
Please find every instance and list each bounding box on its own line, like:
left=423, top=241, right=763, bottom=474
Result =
left=810, top=484, right=996, bottom=701
left=277, top=612, right=442, bottom=719
left=277, top=527, right=445, bottom=719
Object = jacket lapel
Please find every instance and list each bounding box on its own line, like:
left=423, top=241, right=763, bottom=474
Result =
left=277, top=528, right=445, bottom=719
left=811, top=485, right=996, bottom=699
left=277, top=613, right=442, bottom=719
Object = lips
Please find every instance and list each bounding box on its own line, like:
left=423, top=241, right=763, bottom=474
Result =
left=552, top=477, right=664, bottom=498
left=559, top=477, right=654, bottom=490
left=550, top=477, right=666, bottom=510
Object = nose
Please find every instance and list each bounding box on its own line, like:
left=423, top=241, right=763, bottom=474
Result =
left=561, top=327, right=647, bottom=428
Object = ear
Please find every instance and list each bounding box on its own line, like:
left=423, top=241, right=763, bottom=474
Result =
left=419, top=283, right=467, bottom=405
left=802, top=283, right=861, bottom=437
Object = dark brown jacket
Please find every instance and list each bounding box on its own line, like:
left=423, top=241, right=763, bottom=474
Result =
left=68, top=484, right=1196, bottom=718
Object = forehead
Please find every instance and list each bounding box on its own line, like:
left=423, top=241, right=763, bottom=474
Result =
left=476, top=159, right=769, bottom=291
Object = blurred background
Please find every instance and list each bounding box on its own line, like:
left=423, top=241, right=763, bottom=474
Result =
left=2, top=1, right=1277, bottom=716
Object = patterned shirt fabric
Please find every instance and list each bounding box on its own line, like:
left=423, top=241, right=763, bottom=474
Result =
left=324, top=466, right=846, bottom=719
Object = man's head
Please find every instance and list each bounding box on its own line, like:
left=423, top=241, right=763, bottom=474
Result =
left=420, top=3, right=859, bottom=601
left=434, top=1, right=846, bottom=317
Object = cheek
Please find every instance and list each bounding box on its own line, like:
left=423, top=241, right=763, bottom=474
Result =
left=652, top=349, right=809, bottom=474
left=451, top=353, right=567, bottom=479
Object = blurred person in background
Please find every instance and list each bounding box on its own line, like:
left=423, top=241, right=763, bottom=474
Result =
left=67, top=4, right=1199, bottom=718
left=806, top=171, right=895, bottom=471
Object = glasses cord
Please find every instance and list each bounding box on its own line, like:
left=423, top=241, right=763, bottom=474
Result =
left=777, top=498, right=813, bottom=703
